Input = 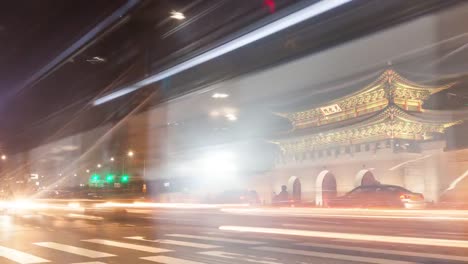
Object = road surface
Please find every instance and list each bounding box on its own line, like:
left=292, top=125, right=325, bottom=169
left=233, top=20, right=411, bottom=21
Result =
left=1, top=205, right=467, bottom=264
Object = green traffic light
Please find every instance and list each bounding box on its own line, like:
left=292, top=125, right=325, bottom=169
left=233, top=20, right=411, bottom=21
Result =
left=121, top=174, right=129, bottom=183
left=106, top=174, right=115, bottom=183
left=90, top=174, right=100, bottom=183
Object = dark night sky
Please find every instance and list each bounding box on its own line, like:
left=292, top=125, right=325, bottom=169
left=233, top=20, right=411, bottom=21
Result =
left=0, top=0, right=125, bottom=92
left=0, top=0, right=126, bottom=146
left=0, top=0, right=298, bottom=153
left=0, top=0, right=464, bottom=154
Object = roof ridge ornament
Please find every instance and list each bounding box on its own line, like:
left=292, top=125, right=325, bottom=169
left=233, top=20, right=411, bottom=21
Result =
left=280, top=68, right=457, bottom=130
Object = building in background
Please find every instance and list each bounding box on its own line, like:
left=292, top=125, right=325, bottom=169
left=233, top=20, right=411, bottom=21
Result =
left=268, top=69, right=468, bottom=205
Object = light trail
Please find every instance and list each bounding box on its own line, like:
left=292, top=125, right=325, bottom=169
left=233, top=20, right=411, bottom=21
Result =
left=219, top=226, right=468, bottom=248
left=388, top=154, right=432, bottom=171
left=94, top=0, right=353, bottom=105
left=220, top=207, right=468, bottom=221
left=94, top=202, right=249, bottom=209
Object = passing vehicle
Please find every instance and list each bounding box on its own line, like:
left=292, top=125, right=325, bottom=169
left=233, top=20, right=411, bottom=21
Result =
left=329, top=185, right=426, bottom=209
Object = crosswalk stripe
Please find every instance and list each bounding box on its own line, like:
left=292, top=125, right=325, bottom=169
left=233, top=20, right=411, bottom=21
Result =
left=200, top=251, right=282, bottom=264
left=254, top=246, right=418, bottom=264
left=203, top=231, right=293, bottom=242
left=0, top=245, right=49, bottom=263
left=82, top=239, right=171, bottom=253
left=297, top=242, right=468, bottom=262
left=125, top=236, right=219, bottom=249
left=71, top=262, right=107, bottom=264
left=141, top=256, right=206, bottom=264
left=167, top=234, right=264, bottom=245
left=34, top=242, right=115, bottom=258
left=220, top=225, right=468, bottom=248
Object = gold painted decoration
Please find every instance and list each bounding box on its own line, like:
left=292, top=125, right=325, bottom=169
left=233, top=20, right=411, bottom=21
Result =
left=282, top=69, right=455, bottom=129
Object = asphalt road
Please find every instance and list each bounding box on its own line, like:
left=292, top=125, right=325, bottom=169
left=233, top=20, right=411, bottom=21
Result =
left=1, top=206, right=468, bottom=264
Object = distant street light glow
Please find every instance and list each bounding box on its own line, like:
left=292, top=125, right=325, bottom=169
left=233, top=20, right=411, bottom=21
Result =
left=212, top=93, right=229, bottom=99
left=97, top=164, right=102, bottom=168
left=170, top=11, right=185, bottom=20
left=127, top=151, right=134, bottom=157
left=1, top=155, right=6, bottom=160
left=86, top=169, right=90, bottom=173
left=225, top=114, right=237, bottom=121
left=110, top=157, right=115, bottom=162
left=93, top=0, right=352, bottom=105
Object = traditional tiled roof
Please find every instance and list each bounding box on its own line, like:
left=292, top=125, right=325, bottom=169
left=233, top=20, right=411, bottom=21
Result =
left=279, top=69, right=455, bottom=130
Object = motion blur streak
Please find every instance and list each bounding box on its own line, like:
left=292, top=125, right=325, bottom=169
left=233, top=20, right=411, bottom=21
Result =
left=220, top=208, right=468, bottom=221
left=94, top=202, right=249, bottom=209
left=219, top=226, right=468, bottom=248
left=94, top=0, right=353, bottom=105
left=65, top=214, right=103, bottom=221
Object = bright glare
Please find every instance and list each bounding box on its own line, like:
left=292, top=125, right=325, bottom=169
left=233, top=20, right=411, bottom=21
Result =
left=86, top=169, right=90, bottom=173
left=225, top=114, right=237, bottom=121
left=170, top=11, right=185, bottom=20
left=97, top=164, right=102, bottom=168
left=212, top=93, right=229, bottom=98
left=1, top=155, right=6, bottom=160
left=127, top=150, right=134, bottom=157
left=67, top=202, right=81, bottom=209
left=197, top=151, right=237, bottom=178
left=110, top=157, right=115, bottom=162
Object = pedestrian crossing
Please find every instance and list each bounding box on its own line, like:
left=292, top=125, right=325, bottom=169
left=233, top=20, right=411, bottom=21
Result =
left=0, top=231, right=467, bottom=264
left=82, top=239, right=172, bottom=253
left=34, top=242, right=115, bottom=258
left=0, top=245, right=49, bottom=264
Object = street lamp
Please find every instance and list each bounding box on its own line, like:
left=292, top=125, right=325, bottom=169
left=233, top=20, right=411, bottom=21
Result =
left=97, top=164, right=102, bottom=168
left=110, top=157, right=115, bottom=162
left=1, top=155, right=6, bottom=160
left=127, top=150, right=134, bottom=157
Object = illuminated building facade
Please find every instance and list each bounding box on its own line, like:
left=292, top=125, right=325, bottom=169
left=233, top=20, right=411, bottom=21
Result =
left=266, top=69, right=467, bottom=205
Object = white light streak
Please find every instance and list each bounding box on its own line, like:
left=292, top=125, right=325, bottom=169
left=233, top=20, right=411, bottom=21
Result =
left=93, top=0, right=352, bottom=105
left=170, top=11, right=186, bottom=20
left=219, top=226, right=468, bottom=248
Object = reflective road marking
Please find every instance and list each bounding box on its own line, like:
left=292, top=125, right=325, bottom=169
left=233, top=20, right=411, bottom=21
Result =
left=71, top=262, right=108, bottom=264
left=255, top=246, right=417, bottom=264
left=0, top=245, right=49, bottom=263
left=34, top=242, right=115, bottom=258
left=141, top=256, right=206, bottom=264
left=200, top=251, right=282, bottom=264
left=82, top=239, right=171, bottom=253
left=125, top=236, right=219, bottom=249
left=298, top=242, right=468, bottom=262
left=219, top=226, right=468, bottom=248
left=167, top=234, right=264, bottom=245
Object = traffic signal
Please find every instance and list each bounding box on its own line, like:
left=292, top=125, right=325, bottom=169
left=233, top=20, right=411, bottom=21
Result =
left=106, top=174, right=115, bottom=183
left=121, top=174, right=129, bottom=183
left=90, top=174, right=100, bottom=183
